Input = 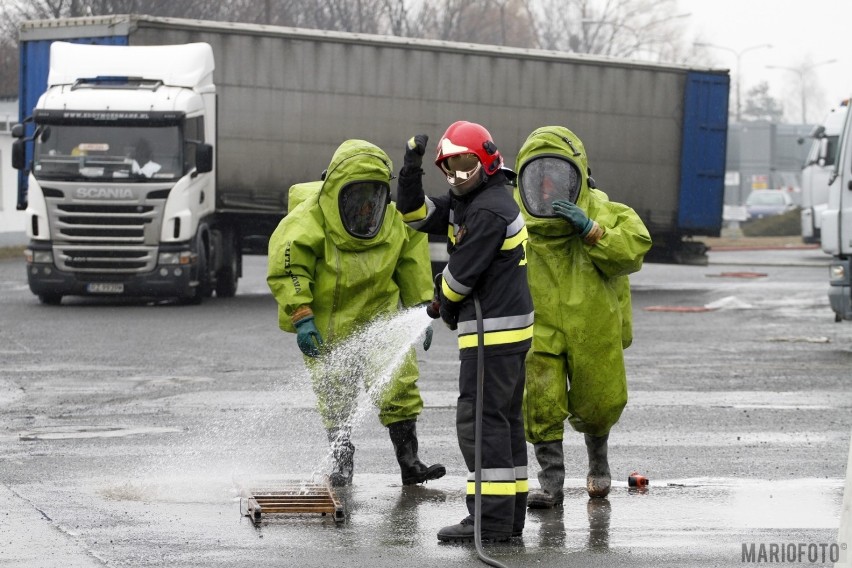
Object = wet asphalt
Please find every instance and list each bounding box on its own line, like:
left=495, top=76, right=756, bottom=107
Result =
left=0, top=245, right=850, bottom=567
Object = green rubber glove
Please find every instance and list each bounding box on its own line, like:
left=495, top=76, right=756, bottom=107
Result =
left=552, top=199, right=594, bottom=236
left=295, top=316, right=323, bottom=357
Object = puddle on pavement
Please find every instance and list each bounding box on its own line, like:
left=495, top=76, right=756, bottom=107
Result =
left=18, top=425, right=181, bottom=441
left=228, top=474, right=842, bottom=554
left=128, top=375, right=216, bottom=386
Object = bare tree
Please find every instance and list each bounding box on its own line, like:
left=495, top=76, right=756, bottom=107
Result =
left=0, top=0, right=697, bottom=99
left=414, top=0, right=533, bottom=47
left=742, top=81, right=784, bottom=123
left=522, top=0, right=690, bottom=61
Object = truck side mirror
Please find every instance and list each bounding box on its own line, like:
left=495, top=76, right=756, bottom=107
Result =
left=11, top=123, right=24, bottom=138
left=817, top=138, right=830, bottom=167
left=196, top=143, right=213, bottom=174
left=12, top=139, right=26, bottom=170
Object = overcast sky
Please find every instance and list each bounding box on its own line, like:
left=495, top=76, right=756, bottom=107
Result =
left=682, top=0, right=849, bottom=124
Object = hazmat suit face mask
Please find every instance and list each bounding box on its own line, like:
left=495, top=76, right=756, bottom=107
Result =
left=338, top=181, right=389, bottom=239
left=519, top=156, right=582, bottom=217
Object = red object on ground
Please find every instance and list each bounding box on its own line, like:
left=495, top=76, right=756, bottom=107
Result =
left=706, top=272, right=768, bottom=279
left=628, top=471, right=649, bottom=487
left=643, top=306, right=716, bottom=312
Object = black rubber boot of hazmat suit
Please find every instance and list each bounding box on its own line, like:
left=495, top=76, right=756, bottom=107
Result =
left=388, top=419, right=446, bottom=485
left=585, top=433, right=611, bottom=498
left=527, top=440, right=565, bottom=508
left=327, top=428, right=355, bottom=487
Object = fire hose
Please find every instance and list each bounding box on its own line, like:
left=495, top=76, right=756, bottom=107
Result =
left=472, top=293, right=509, bottom=568
left=430, top=278, right=511, bottom=567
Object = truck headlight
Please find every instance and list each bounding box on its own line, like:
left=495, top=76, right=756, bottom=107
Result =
left=829, top=263, right=847, bottom=283
left=158, top=251, right=194, bottom=265
left=24, top=249, right=53, bottom=264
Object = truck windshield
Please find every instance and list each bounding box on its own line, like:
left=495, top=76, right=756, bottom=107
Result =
left=33, top=125, right=181, bottom=182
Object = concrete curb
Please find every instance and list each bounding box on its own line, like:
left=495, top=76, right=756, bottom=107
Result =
left=708, top=245, right=821, bottom=252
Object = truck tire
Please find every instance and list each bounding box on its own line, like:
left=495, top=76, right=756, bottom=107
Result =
left=215, top=235, right=239, bottom=298
left=215, top=254, right=239, bottom=298
left=38, top=293, right=62, bottom=305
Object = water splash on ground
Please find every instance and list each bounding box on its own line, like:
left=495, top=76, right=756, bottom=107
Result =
left=309, top=307, right=434, bottom=481
left=106, top=307, right=435, bottom=499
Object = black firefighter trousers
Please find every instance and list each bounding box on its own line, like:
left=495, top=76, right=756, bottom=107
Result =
left=456, top=351, right=528, bottom=537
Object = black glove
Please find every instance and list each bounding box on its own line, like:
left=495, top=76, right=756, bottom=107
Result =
left=403, top=134, right=429, bottom=170
left=439, top=301, right=459, bottom=331
left=425, top=274, right=442, bottom=319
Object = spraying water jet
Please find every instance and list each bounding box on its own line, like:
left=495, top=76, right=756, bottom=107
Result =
left=241, top=308, right=434, bottom=524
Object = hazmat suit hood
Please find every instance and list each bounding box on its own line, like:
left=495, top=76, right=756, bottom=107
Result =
left=514, top=126, right=593, bottom=238
left=288, top=181, right=322, bottom=214
left=318, top=139, right=395, bottom=252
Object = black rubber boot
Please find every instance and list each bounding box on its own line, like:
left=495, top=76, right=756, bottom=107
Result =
left=437, top=516, right=512, bottom=543
left=585, top=433, right=611, bottom=498
left=327, top=428, right=355, bottom=487
left=388, top=419, right=446, bottom=485
left=528, top=440, right=564, bottom=509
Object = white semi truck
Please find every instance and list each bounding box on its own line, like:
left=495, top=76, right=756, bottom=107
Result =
left=800, top=102, right=848, bottom=244
left=823, top=98, right=852, bottom=321
left=13, top=15, right=729, bottom=304
left=14, top=42, right=233, bottom=304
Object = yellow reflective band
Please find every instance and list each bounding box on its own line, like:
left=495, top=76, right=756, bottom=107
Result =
left=501, top=226, right=528, bottom=250
left=516, top=479, right=529, bottom=493
left=458, top=325, right=534, bottom=349
left=447, top=225, right=456, bottom=245
left=442, top=279, right=466, bottom=303
left=466, top=481, right=517, bottom=496
left=401, top=203, right=427, bottom=223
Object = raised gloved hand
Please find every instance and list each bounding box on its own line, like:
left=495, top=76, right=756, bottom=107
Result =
left=552, top=199, right=594, bottom=237
left=423, top=324, right=433, bottom=351
left=295, top=316, right=323, bottom=357
left=404, top=134, right=429, bottom=170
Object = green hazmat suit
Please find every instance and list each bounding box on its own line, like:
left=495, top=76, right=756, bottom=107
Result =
left=514, top=126, right=652, bottom=441
left=267, top=139, right=433, bottom=429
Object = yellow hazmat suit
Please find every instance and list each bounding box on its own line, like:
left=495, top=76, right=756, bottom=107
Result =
left=514, top=126, right=652, bottom=442
left=267, top=139, right=433, bottom=429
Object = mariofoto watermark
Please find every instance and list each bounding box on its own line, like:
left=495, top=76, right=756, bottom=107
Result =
left=742, top=542, right=847, bottom=564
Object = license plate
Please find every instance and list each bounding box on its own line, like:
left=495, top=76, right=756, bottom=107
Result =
left=86, top=283, right=124, bottom=294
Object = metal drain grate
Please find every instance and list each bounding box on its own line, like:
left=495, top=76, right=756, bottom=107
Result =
left=241, top=478, right=345, bottom=524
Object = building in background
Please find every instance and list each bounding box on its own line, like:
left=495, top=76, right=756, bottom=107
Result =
left=724, top=121, right=813, bottom=208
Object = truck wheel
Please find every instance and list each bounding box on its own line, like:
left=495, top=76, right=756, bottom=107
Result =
left=38, top=293, right=62, bottom=305
left=215, top=254, right=239, bottom=298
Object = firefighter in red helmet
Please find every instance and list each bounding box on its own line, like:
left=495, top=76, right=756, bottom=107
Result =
left=396, top=121, right=534, bottom=542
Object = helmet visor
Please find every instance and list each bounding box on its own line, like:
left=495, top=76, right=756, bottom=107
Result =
left=338, top=181, right=388, bottom=238
left=519, top=157, right=581, bottom=216
left=439, top=153, right=482, bottom=187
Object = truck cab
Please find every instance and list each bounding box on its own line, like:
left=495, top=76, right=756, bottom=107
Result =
left=822, top=98, right=852, bottom=320
left=12, top=42, right=224, bottom=305
left=800, top=102, right=847, bottom=244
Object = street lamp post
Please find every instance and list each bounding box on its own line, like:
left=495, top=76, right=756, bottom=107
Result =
left=766, top=59, right=837, bottom=123
left=695, top=42, right=773, bottom=122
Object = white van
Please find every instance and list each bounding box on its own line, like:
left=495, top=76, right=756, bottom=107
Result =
left=801, top=102, right=848, bottom=244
